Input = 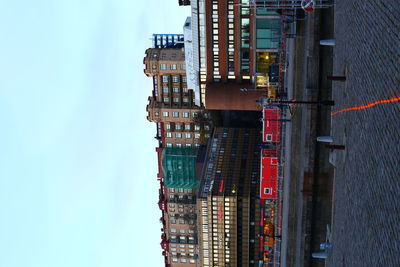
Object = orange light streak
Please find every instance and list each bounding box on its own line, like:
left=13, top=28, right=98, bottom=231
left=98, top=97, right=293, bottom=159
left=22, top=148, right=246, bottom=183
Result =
left=331, top=97, right=400, bottom=116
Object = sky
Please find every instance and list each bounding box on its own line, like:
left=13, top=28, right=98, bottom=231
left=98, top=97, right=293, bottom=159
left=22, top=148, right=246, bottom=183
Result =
left=0, top=1, right=190, bottom=266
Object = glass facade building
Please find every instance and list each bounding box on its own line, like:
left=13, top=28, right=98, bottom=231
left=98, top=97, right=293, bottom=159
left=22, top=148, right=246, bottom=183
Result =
left=163, top=147, right=200, bottom=189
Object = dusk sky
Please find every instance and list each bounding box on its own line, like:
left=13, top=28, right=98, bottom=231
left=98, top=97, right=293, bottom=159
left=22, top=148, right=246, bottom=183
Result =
left=0, top=1, right=190, bottom=266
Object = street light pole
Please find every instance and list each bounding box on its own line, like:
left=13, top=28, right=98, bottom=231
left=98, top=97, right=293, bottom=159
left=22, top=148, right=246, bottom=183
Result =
left=257, top=97, right=335, bottom=107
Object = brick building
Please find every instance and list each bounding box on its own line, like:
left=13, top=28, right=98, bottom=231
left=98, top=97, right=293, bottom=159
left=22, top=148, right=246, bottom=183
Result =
left=144, top=47, right=211, bottom=148
left=187, top=0, right=282, bottom=110
left=144, top=46, right=211, bottom=266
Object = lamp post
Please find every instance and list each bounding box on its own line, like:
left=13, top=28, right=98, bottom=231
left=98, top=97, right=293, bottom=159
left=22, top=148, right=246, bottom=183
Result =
left=257, top=97, right=335, bottom=107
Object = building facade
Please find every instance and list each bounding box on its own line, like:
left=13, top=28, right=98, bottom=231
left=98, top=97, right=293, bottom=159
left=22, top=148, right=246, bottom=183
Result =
left=158, top=147, right=202, bottom=266
left=145, top=46, right=212, bottom=267
left=198, top=127, right=262, bottom=266
left=153, top=33, right=185, bottom=49
left=187, top=0, right=282, bottom=109
left=144, top=47, right=211, bottom=149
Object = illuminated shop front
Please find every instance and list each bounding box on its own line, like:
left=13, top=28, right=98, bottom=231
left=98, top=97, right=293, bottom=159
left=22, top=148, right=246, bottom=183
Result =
left=259, top=200, right=276, bottom=266
left=255, top=52, right=279, bottom=98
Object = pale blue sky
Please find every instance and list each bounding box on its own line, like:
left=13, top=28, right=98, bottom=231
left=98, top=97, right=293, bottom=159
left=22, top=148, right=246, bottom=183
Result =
left=0, top=1, right=190, bottom=266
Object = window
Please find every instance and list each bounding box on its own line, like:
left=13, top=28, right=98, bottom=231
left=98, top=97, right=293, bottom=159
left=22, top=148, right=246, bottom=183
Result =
left=182, top=112, right=189, bottom=118
left=186, top=133, right=192, bottom=138
left=163, top=97, right=169, bottom=102
left=264, top=188, right=272, bottom=195
left=181, top=259, right=187, bottom=263
left=194, top=125, right=201, bottom=131
left=173, top=87, right=179, bottom=93
left=176, top=133, right=182, bottom=138
left=266, top=134, right=272, bottom=141
left=172, top=258, right=178, bottom=263
left=172, top=112, right=179, bottom=118
left=169, top=188, right=175, bottom=193
left=170, top=219, right=176, bottom=224
left=152, top=64, right=157, bottom=69
left=170, top=64, right=177, bottom=70
left=163, top=87, right=169, bottom=93
left=183, top=97, right=189, bottom=103
left=176, top=143, right=182, bottom=148
left=179, top=229, right=185, bottom=233
left=185, top=124, right=191, bottom=130
left=182, top=76, right=187, bottom=82
left=204, top=125, right=210, bottom=130
left=256, top=19, right=281, bottom=49
left=166, top=143, right=172, bottom=148
left=166, top=123, right=171, bottom=130
left=162, top=76, right=169, bottom=82
left=171, top=228, right=177, bottom=233
left=162, top=112, right=169, bottom=117
left=186, top=144, right=192, bottom=148
left=190, top=259, right=196, bottom=264
left=179, top=220, right=185, bottom=224
left=180, top=64, right=186, bottom=70
left=173, top=97, right=179, bottom=103
left=172, top=76, right=179, bottom=83
left=175, top=124, right=181, bottom=130
left=192, top=112, right=198, bottom=118
left=183, top=87, right=188, bottom=93
left=195, top=134, right=201, bottom=139
left=160, top=64, right=167, bottom=70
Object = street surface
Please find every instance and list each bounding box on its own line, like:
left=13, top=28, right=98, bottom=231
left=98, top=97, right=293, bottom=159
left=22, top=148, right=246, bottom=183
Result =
left=327, top=0, right=400, bottom=266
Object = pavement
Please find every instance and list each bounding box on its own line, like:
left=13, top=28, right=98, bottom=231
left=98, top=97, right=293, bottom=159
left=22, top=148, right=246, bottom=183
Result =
left=277, top=1, right=399, bottom=266
left=325, top=0, right=400, bottom=266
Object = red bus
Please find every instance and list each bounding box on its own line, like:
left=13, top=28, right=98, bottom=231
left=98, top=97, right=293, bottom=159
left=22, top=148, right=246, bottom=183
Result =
left=263, top=108, right=281, bottom=143
left=260, top=149, right=279, bottom=199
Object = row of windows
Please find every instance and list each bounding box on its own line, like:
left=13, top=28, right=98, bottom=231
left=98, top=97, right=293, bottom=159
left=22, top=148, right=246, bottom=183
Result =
left=162, top=75, right=187, bottom=83
left=228, top=1, right=235, bottom=75
left=169, top=219, right=195, bottom=225
left=170, top=244, right=195, bottom=249
left=166, top=123, right=209, bottom=131
left=212, top=0, right=220, bottom=80
left=169, top=188, right=193, bottom=193
left=170, top=250, right=196, bottom=257
left=162, top=111, right=199, bottom=118
left=171, top=258, right=196, bottom=264
left=162, top=87, right=188, bottom=93
left=168, top=209, right=194, bottom=213
left=163, top=97, right=191, bottom=103
left=170, top=228, right=195, bottom=234
left=169, top=203, right=194, bottom=209
left=166, top=132, right=202, bottom=139
left=159, top=64, right=186, bottom=71
left=166, top=143, right=201, bottom=148
left=199, top=0, right=207, bottom=84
